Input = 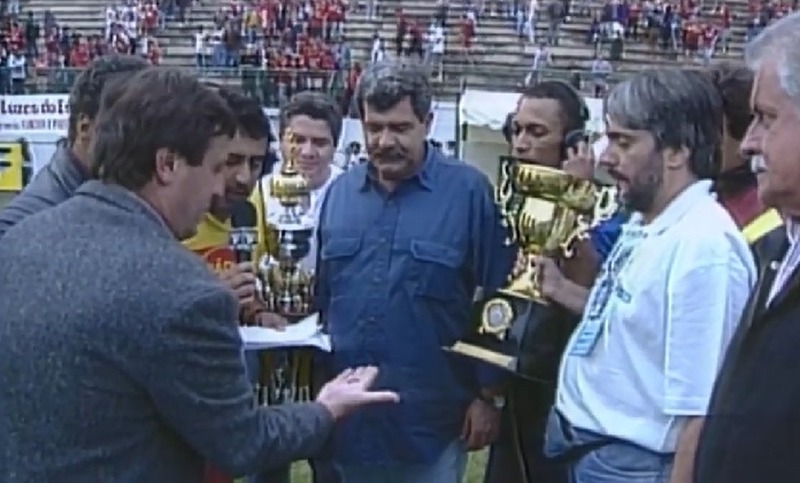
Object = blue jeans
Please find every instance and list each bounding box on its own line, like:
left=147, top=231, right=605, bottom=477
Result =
left=544, top=409, right=673, bottom=483
left=338, top=441, right=467, bottom=483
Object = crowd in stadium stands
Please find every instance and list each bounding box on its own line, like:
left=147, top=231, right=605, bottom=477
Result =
left=574, top=0, right=798, bottom=62
left=0, top=0, right=166, bottom=93
left=193, top=0, right=350, bottom=106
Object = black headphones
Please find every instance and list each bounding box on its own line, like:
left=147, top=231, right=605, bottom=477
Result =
left=503, top=80, right=591, bottom=161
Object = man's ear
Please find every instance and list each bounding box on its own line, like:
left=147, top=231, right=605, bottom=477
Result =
left=662, top=145, right=690, bottom=171
left=153, top=148, right=179, bottom=185
left=76, top=113, right=93, bottom=142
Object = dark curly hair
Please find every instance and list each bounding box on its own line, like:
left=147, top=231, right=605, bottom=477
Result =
left=707, top=63, right=754, bottom=141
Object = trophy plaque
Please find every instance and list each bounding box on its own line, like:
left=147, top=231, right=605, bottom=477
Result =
left=255, top=129, right=317, bottom=405
left=448, top=156, right=617, bottom=380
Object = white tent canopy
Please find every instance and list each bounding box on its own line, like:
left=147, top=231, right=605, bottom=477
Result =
left=459, top=90, right=520, bottom=132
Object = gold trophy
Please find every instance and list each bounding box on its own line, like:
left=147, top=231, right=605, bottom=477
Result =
left=448, top=156, right=617, bottom=377
left=260, top=128, right=315, bottom=318
left=256, top=129, right=317, bottom=405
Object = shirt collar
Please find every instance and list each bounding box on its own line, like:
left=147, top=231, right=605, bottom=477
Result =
left=784, top=217, right=800, bottom=246
left=628, top=180, right=713, bottom=235
left=359, top=142, right=436, bottom=192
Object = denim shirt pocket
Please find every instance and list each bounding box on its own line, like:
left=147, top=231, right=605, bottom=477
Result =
left=320, top=234, right=362, bottom=290
left=409, top=239, right=465, bottom=302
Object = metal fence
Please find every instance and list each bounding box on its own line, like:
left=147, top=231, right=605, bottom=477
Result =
left=1, top=66, right=344, bottom=108
left=0, top=65, right=637, bottom=102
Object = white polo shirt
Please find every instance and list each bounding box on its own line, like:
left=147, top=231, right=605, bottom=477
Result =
left=555, top=180, right=756, bottom=453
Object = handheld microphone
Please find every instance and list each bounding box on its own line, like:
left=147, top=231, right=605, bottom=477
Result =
left=230, top=200, right=258, bottom=263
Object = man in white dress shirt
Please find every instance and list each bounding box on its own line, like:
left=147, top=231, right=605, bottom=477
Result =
left=543, top=69, right=756, bottom=483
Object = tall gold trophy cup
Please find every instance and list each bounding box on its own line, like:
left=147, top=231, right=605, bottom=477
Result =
left=256, top=129, right=317, bottom=404
left=449, top=156, right=616, bottom=379
left=260, top=129, right=315, bottom=318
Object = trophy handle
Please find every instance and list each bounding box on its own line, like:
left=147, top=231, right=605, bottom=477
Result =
left=496, top=158, right=518, bottom=245
left=559, top=215, right=592, bottom=258
left=496, top=158, right=514, bottom=207
left=592, top=186, right=619, bottom=226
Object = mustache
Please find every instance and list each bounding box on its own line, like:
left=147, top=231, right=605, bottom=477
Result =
left=374, top=148, right=406, bottom=159
left=750, top=155, right=767, bottom=174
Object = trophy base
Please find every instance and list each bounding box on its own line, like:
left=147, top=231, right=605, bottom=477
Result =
left=443, top=292, right=563, bottom=383
left=445, top=341, right=516, bottom=370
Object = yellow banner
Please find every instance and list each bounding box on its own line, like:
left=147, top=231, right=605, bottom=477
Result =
left=0, top=142, right=23, bottom=192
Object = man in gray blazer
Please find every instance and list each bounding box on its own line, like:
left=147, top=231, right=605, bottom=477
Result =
left=0, top=67, right=397, bottom=483
left=0, top=54, right=148, bottom=239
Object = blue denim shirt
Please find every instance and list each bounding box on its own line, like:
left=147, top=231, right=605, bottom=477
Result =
left=590, top=211, right=626, bottom=262
left=315, top=147, right=517, bottom=465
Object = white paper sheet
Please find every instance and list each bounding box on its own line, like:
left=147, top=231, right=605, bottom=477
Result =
left=239, top=313, right=331, bottom=352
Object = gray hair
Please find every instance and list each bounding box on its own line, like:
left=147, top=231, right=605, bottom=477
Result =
left=354, top=60, right=432, bottom=121
left=745, top=11, right=800, bottom=108
left=604, top=68, right=723, bottom=179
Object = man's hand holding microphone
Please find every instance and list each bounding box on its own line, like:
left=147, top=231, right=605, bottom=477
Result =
left=226, top=201, right=288, bottom=330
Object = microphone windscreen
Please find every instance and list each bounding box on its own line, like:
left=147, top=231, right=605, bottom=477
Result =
left=231, top=200, right=257, bottom=229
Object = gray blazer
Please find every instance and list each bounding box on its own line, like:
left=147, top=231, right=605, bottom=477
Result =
left=0, top=180, right=334, bottom=482
left=0, top=141, right=87, bottom=239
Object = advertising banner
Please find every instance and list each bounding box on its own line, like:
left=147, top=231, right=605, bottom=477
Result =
left=0, top=94, right=70, bottom=134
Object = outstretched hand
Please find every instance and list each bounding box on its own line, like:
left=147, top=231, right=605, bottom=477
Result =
left=316, top=366, right=399, bottom=420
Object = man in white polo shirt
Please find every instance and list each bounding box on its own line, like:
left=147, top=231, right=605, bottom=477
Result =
left=544, top=69, right=756, bottom=482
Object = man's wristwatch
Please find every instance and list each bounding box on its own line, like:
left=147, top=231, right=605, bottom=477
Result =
left=478, top=392, right=507, bottom=410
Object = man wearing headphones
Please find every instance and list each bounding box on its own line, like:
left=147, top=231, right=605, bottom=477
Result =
left=485, top=81, right=624, bottom=483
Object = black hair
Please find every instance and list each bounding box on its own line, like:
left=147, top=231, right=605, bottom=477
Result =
left=67, top=54, right=149, bottom=143
left=707, top=63, right=754, bottom=141
left=279, top=91, right=342, bottom=146
left=519, top=80, right=589, bottom=136
left=216, top=86, right=270, bottom=140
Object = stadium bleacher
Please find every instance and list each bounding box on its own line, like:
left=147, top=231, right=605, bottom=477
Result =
left=5, top=0, right=796, bottom=101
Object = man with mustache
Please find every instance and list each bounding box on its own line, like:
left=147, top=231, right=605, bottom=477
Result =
left=544, top=69, right=756, bottom=482
left=694, top=12, right=800, bottom=483
left=315, top=60, right=517, bottom=483
left=183, top=86, right=285, bottom=332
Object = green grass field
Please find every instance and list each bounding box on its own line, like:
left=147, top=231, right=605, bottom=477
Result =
left=286, top=450, right=488, bottom=483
